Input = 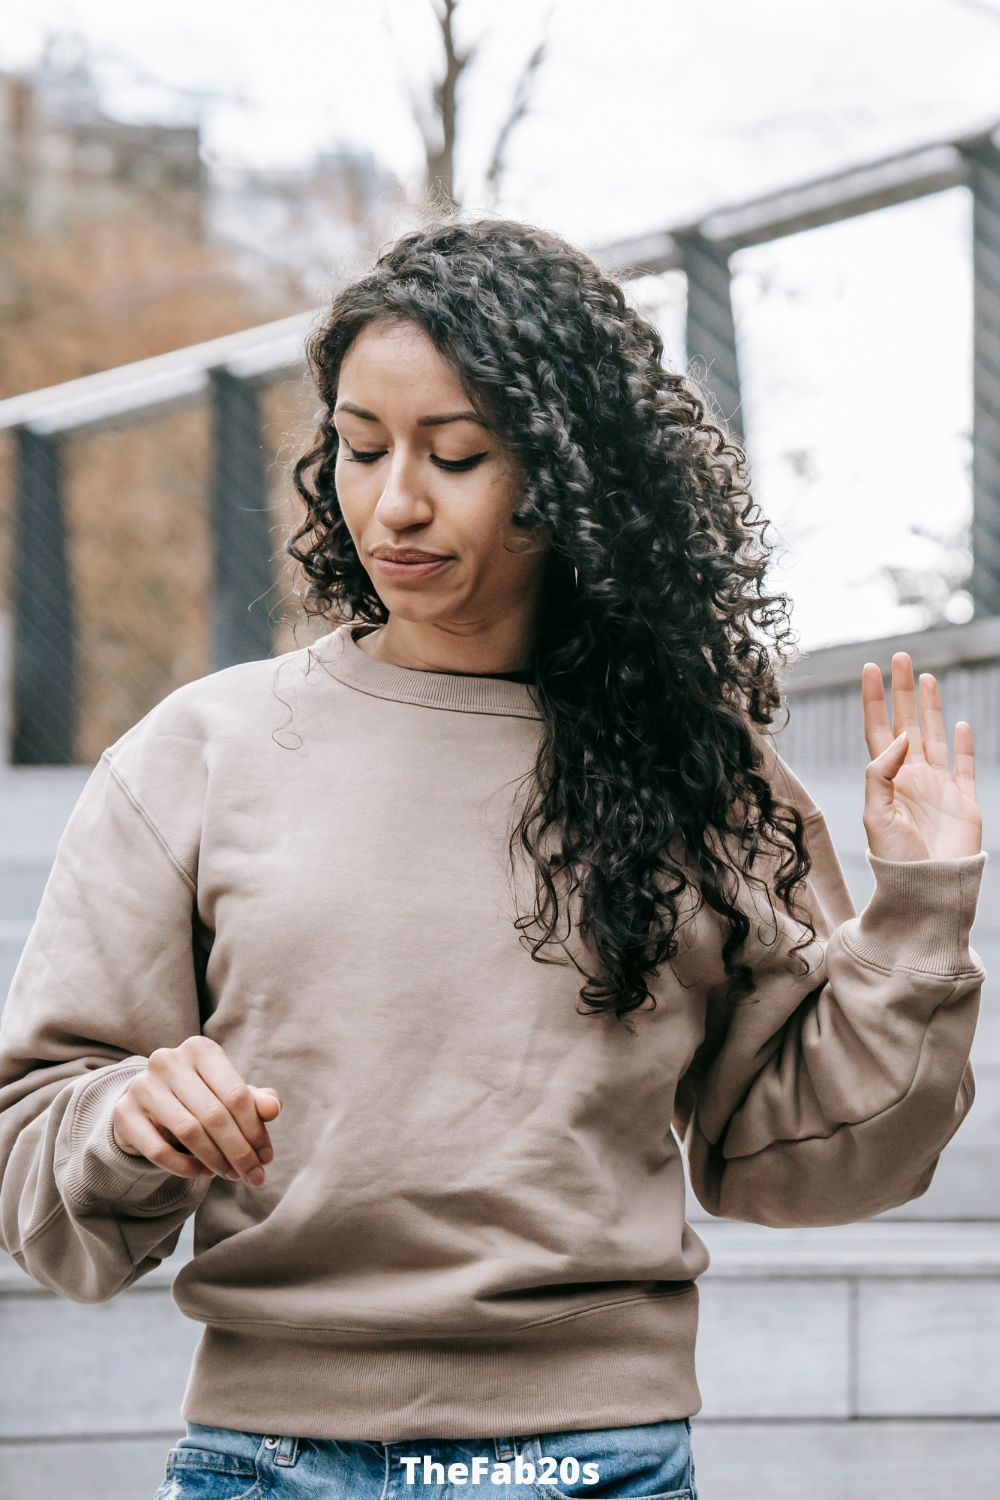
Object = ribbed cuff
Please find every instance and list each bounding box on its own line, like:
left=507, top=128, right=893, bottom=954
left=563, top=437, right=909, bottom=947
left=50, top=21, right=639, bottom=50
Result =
left=60, top=1057, right=207, bottom=1212
left=844, top=849, right=989, bottom=975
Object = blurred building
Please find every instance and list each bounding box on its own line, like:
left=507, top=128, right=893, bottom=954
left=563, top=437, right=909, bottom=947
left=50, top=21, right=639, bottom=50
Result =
left=0, top=37, right=205, bottom=237
left=0, top=32, right=406, bottom=396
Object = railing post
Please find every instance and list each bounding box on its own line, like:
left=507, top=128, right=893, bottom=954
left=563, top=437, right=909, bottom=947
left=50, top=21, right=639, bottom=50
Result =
left=208, top=369, right=277, bottom=670
left=11, top=426, right=76, bottom=765
left=965, top=136, right=1000, bottom=618
left=675, top=229, right=745, bottom=448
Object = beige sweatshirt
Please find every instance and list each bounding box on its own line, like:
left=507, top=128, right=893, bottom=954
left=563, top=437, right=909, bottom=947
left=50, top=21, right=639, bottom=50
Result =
left=0, top=620, right=988, bottom=1442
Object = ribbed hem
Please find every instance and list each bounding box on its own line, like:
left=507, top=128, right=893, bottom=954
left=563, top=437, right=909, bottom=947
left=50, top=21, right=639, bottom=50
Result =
left=60, top=1056, right=206, bottom=1211
left=179, top=1287, right=701, bottom=1442
left=307, top=621, right=544, bottom=720
left=844, top=849, right=989, bottom=975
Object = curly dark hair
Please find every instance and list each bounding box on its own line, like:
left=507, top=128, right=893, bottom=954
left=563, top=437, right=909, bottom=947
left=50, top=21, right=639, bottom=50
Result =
left=284, top=210, right=819, bottom=1027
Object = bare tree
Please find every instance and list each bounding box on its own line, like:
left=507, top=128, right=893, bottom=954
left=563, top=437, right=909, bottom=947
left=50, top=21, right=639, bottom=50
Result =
left=482, top=23, right=551, bottom=209
left=383, top=0, right=553, bottom=210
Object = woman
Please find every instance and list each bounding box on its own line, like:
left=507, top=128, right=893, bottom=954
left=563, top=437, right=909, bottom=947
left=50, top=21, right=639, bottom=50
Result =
left=0, top=215, right=987, bottom=1500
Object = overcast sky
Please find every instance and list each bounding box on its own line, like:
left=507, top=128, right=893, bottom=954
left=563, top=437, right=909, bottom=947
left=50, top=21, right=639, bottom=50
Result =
left=4, top=0, right=1000, bottom=654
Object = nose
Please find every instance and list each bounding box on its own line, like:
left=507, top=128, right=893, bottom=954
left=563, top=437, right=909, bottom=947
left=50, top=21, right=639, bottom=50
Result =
left=372, top=453, right=433, bottom=530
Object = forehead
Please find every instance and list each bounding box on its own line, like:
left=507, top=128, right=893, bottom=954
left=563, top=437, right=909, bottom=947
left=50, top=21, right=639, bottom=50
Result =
left=338, top=321, right=463, bottom=403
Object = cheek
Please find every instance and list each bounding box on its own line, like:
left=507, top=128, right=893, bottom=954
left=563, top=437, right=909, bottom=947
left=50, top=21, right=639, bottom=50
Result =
left=334, top=450, right=359, bottom=491
left=333, top=457, right=370, bottom=525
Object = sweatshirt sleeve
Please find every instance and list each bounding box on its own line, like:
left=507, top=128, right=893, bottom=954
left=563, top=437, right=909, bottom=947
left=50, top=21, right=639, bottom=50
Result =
left=674, top=732, right=989, bottom=1228
left=0, top=706, right=215, bottom=1303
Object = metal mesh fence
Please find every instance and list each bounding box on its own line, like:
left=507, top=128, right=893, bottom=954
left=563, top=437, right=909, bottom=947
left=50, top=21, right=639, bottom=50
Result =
left=0, top=369, right=331, bottom=765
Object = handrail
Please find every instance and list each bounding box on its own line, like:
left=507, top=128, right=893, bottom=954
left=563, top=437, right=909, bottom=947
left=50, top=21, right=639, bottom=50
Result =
left=780, top=615, right=1000, bottom=691
left=4, top=118, right=999, bottom=765
left=0, top=311, right=319, bottom=436
left=3, top=116, right=998, bottom=437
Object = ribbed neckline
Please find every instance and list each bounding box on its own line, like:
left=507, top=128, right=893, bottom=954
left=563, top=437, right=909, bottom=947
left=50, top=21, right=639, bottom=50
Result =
left=310, top=620, right=544, bottom=720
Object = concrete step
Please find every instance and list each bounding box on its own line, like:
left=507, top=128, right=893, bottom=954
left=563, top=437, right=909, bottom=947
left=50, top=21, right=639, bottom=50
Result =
left=0, top=766, right=91, bottom=859
left=2, top=1218, right=998, bottom=1497
left=2, top=1220, right=998, bottom=1432
left=687, top=1419, right=1000, bottom=1500
left=0, top=768, right=90, bottom=999
left=0, top=862, right=51, bottom=993
left=0, top=860, right=52, bottom=918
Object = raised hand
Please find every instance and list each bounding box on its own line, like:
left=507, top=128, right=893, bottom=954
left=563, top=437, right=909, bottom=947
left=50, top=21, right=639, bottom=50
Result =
left=861, top=651, right=981, bottom=862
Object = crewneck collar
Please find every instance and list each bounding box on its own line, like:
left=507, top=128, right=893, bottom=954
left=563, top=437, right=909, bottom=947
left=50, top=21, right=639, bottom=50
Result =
left=310, top=620, right=544, bottom=720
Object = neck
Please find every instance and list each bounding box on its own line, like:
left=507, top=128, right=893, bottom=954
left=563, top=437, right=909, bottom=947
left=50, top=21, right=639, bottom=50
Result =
left=358, top=615, right=535, bottom=676
left=314, top=620, right=542, bottom=720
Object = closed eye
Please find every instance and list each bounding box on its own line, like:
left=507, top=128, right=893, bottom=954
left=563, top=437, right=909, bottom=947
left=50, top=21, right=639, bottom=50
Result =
left=345, top=446, right=488, bottom=473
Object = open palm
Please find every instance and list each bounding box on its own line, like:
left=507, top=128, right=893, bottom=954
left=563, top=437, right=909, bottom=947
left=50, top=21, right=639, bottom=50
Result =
left=862, top=652, right=982, bottom=861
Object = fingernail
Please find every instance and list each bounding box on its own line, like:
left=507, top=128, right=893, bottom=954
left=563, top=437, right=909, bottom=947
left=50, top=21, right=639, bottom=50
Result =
left=248, top=1168, right=265, bottom=1186
left=259, top=1146, right=273, bottom=1163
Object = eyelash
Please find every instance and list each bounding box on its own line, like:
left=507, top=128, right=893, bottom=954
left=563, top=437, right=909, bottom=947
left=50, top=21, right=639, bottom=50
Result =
left=344, top=446, right=487, bottom=473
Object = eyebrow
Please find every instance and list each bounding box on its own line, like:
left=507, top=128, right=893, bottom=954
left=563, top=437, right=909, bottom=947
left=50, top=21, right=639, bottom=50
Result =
left=334, top=402, right=488, bottom=429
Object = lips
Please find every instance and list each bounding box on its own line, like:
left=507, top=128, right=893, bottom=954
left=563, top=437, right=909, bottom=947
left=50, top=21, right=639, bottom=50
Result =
left=370, top=553, right=454, bottom=579
left=372, top=551, right=450, bottom=563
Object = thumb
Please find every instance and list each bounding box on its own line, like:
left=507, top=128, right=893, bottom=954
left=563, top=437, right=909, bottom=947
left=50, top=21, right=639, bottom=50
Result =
left=866, top=729, right=908, bottom=809
left=250, top=1085, right=282, bottom=1115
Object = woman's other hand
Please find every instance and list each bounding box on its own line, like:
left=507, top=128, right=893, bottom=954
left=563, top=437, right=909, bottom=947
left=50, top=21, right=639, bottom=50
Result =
left=110, top=1035, right=282, bottom=1185
left=861, top=651, right=982, bottom=861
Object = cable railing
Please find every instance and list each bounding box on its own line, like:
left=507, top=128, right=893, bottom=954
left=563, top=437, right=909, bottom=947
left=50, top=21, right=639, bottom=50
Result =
left=3, top=118, right=1000, bottom=765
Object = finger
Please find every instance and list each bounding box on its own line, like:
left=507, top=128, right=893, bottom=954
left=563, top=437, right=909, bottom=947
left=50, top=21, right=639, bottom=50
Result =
left=862, top=662, right=893, bottom=758
left=251, top=1085, right=282, bottom=1116
left=189, top=1046, right=275, bottom=1176
left=864, top=729, right=910, bottom=811
left=249, top=1088, right=280, bottom=1157
left=148, top=1042, right=271, bottom=1181
left=953, top=720, right=977, bottom=790
left=113, top=1106, right=212, bottom=1179
left=152, top=1069, right=267, bottom=1182
left=918, top=672, right=949, bottom=770
left=891, top=652, right=923, bottom=759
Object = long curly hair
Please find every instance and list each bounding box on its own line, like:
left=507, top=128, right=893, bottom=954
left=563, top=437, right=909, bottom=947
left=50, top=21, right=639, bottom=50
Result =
left=285, top=211, right=818, bottom=1026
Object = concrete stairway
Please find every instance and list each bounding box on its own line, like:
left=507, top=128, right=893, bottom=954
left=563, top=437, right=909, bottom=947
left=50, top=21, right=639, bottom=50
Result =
left=2, top=764, right=999, bottom=1499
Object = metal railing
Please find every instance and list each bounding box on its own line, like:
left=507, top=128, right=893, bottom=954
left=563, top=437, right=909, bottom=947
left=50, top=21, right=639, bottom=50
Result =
left=775, top=613, right=1000, bottom=767
left=3, top=119, right=1000, bottom=764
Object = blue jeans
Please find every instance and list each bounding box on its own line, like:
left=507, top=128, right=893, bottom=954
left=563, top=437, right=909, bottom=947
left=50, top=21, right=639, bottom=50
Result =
left=153, top=1416, right=698, bottom=1497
